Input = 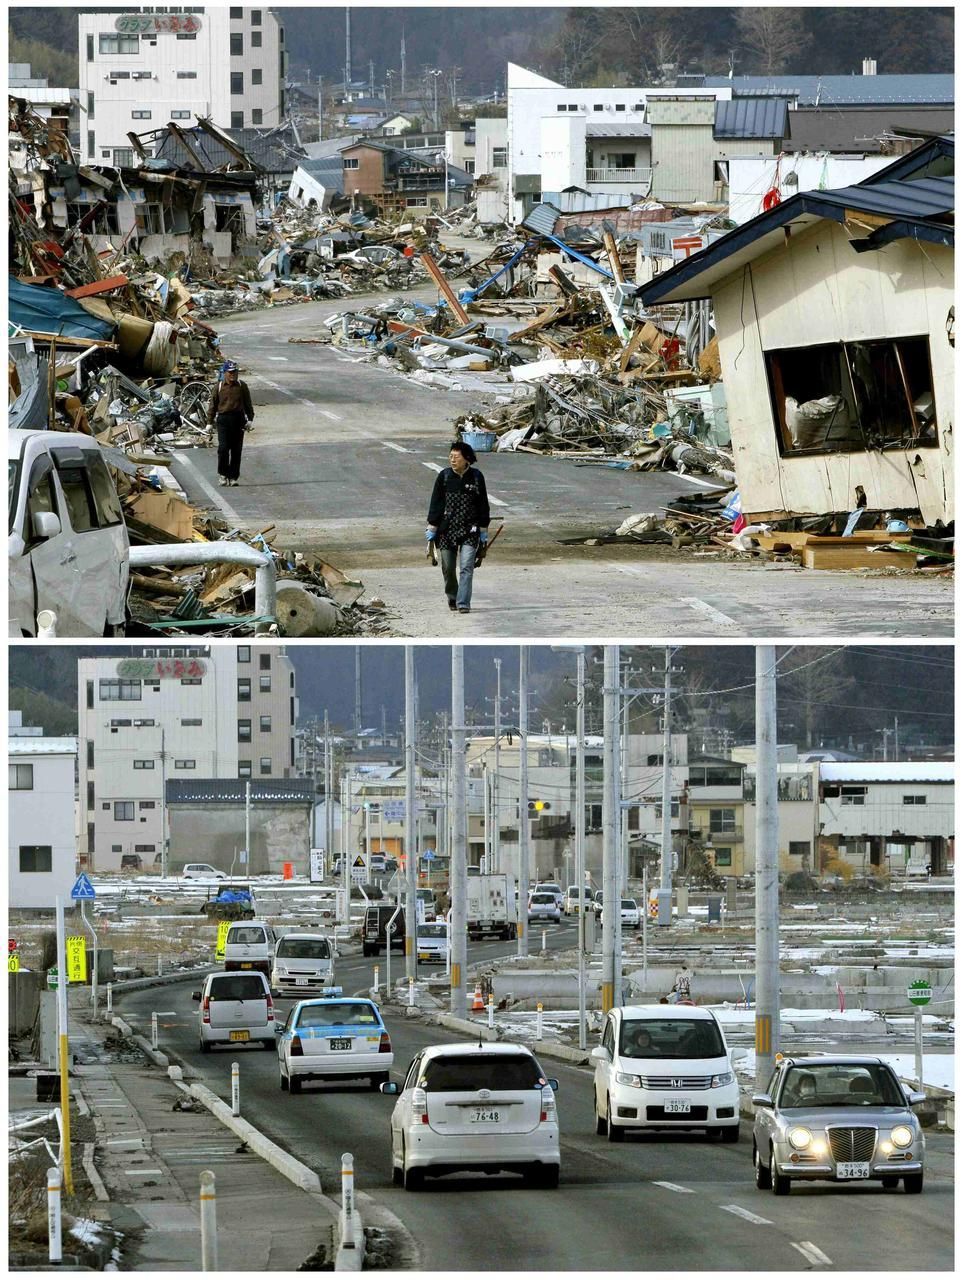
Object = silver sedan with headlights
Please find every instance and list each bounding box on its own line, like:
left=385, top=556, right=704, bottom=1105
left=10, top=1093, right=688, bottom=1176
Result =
left=752, top=1055, right=926, bottom=1195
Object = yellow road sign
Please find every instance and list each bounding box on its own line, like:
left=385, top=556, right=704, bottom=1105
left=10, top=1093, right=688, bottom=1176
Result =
left=66, top=936, right=88, bottom=983
left=215, top=920, right=231, bottom=962
left=8, top=953, right=20, bottom=973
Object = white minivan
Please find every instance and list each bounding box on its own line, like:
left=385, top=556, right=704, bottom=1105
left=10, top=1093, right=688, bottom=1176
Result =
left=223, top=920, right=276, bottom=978
left=271, top=931, right=336, bottom=997
left=9, top=429, right=129, bottom=636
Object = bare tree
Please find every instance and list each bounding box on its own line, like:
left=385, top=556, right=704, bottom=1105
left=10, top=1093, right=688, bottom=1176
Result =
left=601, top=9, right=684, bottom=84
left=735, top=8, right=812, bottom=76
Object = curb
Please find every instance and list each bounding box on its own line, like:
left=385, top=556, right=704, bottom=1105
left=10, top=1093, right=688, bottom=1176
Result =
left=335, top=1210, right=365, bottom=1271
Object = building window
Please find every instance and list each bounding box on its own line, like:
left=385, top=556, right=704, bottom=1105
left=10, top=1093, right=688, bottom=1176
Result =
left=171, top=110, right=191, bottom=119
left=464, top=159, right=474, bottom=174
left=593, top=104, right=604, bottom=112
left=11, top=761, right=35, bottom=790
left=139, top=801, right=156, bottom=810
left=175, top=759, right=196, bottom=769
left=260, top=757, right=272, bottom=775
left=86, top=680, right=94, bottom=709
left=99, top=33, right=139, bottom=54
left=87, top=34, right=94, bottom=61
left=111, top=845, right=122, bottom=854
left=251, top=8, right=262, bottom=23
left=134, top=844, right=156, bottom=854
left=259, top=675, right=271, bottom=693
left=615, top=103, right=626, bottom=112
left=239, top=760, right=252, bottom=778
left=238, top=720, right=252, bottom=743
left=87, top=741, right=94, bottom=769
left=260, top=715, right=272, bottom=732
left=177, top=70, right=198, bottom=78
left=87, top=91, right=95, bottom=119
left=231, top=71, right=244, bottom=95
left=230, top=32, right=243, bottom=55
left=231, top=111, right=244, bottom=129
left=176, top=33, right=198, bottom=40
left=492, top=147, right=507, bottom=168
left=230, top=5, right=243, bottom=15
left=607, top=152, right=636, bottom=168
left=713, top=847, right=732, bottom=867
left=709, top=808, right=737, bottom=834
left=20, top=846, right=53, bottom=873
left=100, top=679, right=143, bottom=702
left=840, top=787, right=867, bottom=806
left=252, top=68, right=262, bottom=85
left=765, top=337, right=937, bottom=457
left=86, top=781, right=95, bottom=810
left=238, top=678, right=251, bottom=701
left=343, top=157, right=360, bottom=169
left=88, top=131, right=96, bottom=156
left=238, top=646, right=251, bottom=663
left=132, top=110, right=152, bottom=120
left=903, top=794, right=928, bottom=805
left=114, top=801, right=135, bottom=821
left=252, top=109, right=263, bottom=124
left=251, top=29, right=262, bottom=47
left=789, top=841, right=811, bottom=858
left=133, top=759, right=155, bottom=770
left=181, top=718, right=203, bottom=727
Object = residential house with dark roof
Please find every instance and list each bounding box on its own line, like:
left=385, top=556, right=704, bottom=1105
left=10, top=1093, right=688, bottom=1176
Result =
left=338, top=139, right=472, bottom=216
left=636, top=137, right=954, bottom=528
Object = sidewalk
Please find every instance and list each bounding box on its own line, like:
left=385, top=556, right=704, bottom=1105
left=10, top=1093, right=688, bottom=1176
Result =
left=59, top=1014, right=333, bottom=1270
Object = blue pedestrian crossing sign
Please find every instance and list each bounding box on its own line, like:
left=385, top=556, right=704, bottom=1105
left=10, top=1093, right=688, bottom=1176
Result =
left=71, top=873, right=96, bottom=900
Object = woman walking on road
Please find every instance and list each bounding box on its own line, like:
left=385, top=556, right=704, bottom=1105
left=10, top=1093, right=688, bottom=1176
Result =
left=426, top=441, right=491, bottom=613
left=209, top=361, right=255, bottom=486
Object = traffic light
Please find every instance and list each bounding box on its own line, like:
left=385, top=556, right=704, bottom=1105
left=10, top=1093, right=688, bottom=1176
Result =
left=527, top=800, right=552, bottom=813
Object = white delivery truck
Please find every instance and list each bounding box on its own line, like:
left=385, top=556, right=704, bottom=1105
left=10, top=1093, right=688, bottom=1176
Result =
left=466, top=873, right=518, bottom=941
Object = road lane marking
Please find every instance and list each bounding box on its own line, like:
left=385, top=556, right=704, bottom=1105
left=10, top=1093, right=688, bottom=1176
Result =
left=420, top=461, right=507, bottom=507
left=680, top=596, right=739, bottom=628
left=173, top=453, right=241, bottom=523
left=652, top=1181, right=694, bottom=1193
left=672, top=473, right=726, bottom=490
left=295, top=396, right=343, bottom=420
left=383, top=442, right=410, bottom=453
left=124, top=1168, right=164, bottom=1176
left=267, top=356, right=289, bottom=361
left=791, top=1242, right=833, bottom=1267
left=719, top=1205, right=773, bottom=1225
left=422, top=462, right=442, bottom=473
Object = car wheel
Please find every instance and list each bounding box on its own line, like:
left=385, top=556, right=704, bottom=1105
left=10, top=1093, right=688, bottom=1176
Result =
left=391, top=1156, right=403, bottom=1187
left=370, top=1072, right=390, bottom=1090
left=903, top=1172, right=924, bottom=1194
left=529, top=1163, right=560, bottom=1188
left=362, top=943, right=373, bottom=957
left=770, top=1146, right=790, bottom=1195
left=402, top=1140, right=423, bottom=1191
left=721, top=1124, right=740, bottom=1143
left=289, top=1074, right=303, bottom=1095
left=280, top=1069, right=289, bottom=1092
left=199, top=1039, right=212, bottom=1054
left=594, top=1090, right=606, bottom=1136
left=880, top=1175, right=900, bottom=1189
left=753, top=1141, right=772, bottom=1190
left=606, top=1097, right=625, bottom=1143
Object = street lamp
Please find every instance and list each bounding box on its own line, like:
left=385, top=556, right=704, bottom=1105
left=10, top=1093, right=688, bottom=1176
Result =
left=554, top=644, right=587, bottom=1046
left=429, top=68, right=443, bottom=130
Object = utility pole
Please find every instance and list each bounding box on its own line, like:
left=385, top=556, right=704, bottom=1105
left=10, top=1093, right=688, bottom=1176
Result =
left=344, top=5, right=351, bottom=97
left=324, top=712, right=334, bottom=873
left=354, top=646, right=362, bottom=737
left=601, top=645, right=620, bottom=1012
left=894, top=715, right=900, bottom=760
left=493, top=658, right=502, bottom=874
left=450, top=648, right=467, bottom=1017
left=755, top=646, right=780, bottom=1089
left=575, top=648, right=587, bottom=1048
left=516, top=647, right=530, bottom=957
left=400, top=27, right=407, bottom=96
left=369, top=59, right=375, bottom=100
left=659, top=646, right=674, bottom=920
left=245, top=779, right=251, bottom=875
left=317, top=74, right=324, bottom=141
left=159, top=727, right=168, bottom=878
left=340, top=772, right=350, bottom=925
left=404, top=648, right=417, bottom=983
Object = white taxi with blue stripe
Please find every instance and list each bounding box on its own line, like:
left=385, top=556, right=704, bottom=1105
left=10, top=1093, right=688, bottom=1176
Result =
left=277, top=992, right=393, bottom=1094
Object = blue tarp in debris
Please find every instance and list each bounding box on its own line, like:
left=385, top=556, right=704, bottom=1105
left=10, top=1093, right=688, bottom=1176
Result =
left=9, top=277, right=117, bottom=341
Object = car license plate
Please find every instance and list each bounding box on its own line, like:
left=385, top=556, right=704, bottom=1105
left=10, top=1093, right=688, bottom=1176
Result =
left=665, top=1099, right=691, bottom=1113
left=837, top=1162, right=870, bottom=1180
left=240, top=961, right=252, bottom=969
left=229, top=1030, right=249, bottom=1042
left=295, top=978, right=309, bottom=986
left=418, top=951, right=431, bottom=960
left=470, top=1108, right=501, bottom=1123
left=329, top=1037, right=351, bottom=1051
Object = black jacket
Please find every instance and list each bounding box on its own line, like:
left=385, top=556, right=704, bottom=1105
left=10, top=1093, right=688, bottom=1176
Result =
left=427, top=466, right=490, bottom=549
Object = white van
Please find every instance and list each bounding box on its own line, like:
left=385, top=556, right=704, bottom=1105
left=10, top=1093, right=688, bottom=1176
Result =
left=271, top=931, right=336, bottom=996
left=9, top=429, right=130, bottom=636
left=223, top=920, right=276, bottom=978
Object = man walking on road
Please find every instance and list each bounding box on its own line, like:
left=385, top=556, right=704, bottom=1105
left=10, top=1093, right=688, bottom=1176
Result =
left=209, top=361, right=255, bottom=486
left=426, top=440, right=491, bottom=613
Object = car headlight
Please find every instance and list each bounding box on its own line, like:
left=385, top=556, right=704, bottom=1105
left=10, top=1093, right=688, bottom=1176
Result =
left=891, top=1125, right=914, bottom=1148
left=615, top=1072, right=642, bottom=1088
left=710, top=1071, right=734, bottom=1088
left=788, top=1126, right=813, bottom=1150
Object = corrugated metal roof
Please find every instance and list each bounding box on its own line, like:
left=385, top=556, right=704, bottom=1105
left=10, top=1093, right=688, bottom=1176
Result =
left=820, top=762, right=954, bottom=783
left=549, top=191, right=635, bottom=213
left=714, top=98, right=788, bottom=140
left=815, top=175, right=953, bottom=221
left=520, top=201, right=563, bottom=236
left=786, top=108, right=955, bottom=154
left=702, top=74, right=955, bottom=107
left=585, top=122, right=652, bottom=138
left=9, top=737, right=77, bottom=755
left=166, top=779, right=314, bottom=804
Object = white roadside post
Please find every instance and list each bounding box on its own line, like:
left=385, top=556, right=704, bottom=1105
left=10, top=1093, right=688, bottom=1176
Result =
left=199, top=1170, right=217, bottom=1270
left=231, top=1062, right=240, bottom=1117
left=408, top=977, right=415, bottom=1008
left=542, top=927, right=547, bottom=952
left=152, top=1011, right=177, bottom=1052
left=340, top=1152, right=356, bottom=1250
left=47, top=1166, right=62, bottom=1264
left=487, top=992, right=494, bottom=1030
left=106, top=982, right=113, bottom=1015
left=536, top=1001, right=543, bottom=1042
left=372, top=964, right=380, bottom=996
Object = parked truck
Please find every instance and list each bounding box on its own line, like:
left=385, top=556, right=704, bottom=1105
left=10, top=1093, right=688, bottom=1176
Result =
left=466, top=873, right=518, bottom=941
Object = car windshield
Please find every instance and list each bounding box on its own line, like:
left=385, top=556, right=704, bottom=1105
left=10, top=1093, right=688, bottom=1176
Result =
left=621, top=899, right=637, bottom=909
left=780, top=1063, right=906, bottom=1108
left=277, top=937, right=330, bottom=959
left=619, top=1018, right=725, bottom=1059
left=422, top=1053, right=544, bottom=1091
left=419, top=924, right=448, bottom=938
left=297, top=1002, right=380, bottom=1028
left=208, top=975, right=265, bottom=1001
left=227, top=927, right=266, bottom=944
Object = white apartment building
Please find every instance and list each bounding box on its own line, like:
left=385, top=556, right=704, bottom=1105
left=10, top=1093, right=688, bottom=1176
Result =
left=9, top=730, right=78, bottom=910
left=77, top=6, right=285, bottom=166
left=77, top=645, right=297, bottom=872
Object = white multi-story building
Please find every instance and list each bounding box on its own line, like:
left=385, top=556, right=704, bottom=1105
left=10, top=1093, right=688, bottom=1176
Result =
left=77, top=645, right=297, bottom=872
left=9, top=722, right=78, bottom=911
left=77, top=7, right=286, bottom=166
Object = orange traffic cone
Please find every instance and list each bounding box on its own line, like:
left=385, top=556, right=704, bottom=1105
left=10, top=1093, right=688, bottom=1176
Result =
left=472, top=982, right=485, bottom=1013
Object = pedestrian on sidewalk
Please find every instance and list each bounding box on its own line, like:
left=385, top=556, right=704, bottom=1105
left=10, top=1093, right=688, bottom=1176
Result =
left=426, top=440, right=491, bottom=613
left=672, top=962, right=693, bottom=1004
left=209, top=361, right=255, bottom=486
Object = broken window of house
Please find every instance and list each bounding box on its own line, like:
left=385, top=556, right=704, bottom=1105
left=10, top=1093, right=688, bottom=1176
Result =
left=765, top=336, right=936, bottom=456
left=607, top=152, right=636, bottom=169
left=113, top=147, right=134, bottom=167
left=134, top=202, right=164, bottom=235
left=214, top=203, right=244, bottom=237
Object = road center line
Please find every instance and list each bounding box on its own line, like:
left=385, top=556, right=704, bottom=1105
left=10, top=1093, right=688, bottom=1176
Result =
left=680, top=596, right=739, bottom=627
left=791, top=1242, right=833, bottom=1267
left=173, top=452, right=241, bottom=523
left=719, top=1204, right=773, bottom=1225
left=652, top=1180, right=694, bottom=1193
left=420, top=461, right=507, bottom=507
left=266, top=356, right=289, bottom=361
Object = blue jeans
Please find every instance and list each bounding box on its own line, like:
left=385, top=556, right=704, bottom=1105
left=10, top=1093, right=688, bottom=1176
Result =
left=441, top=543, right=477, bottom=608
